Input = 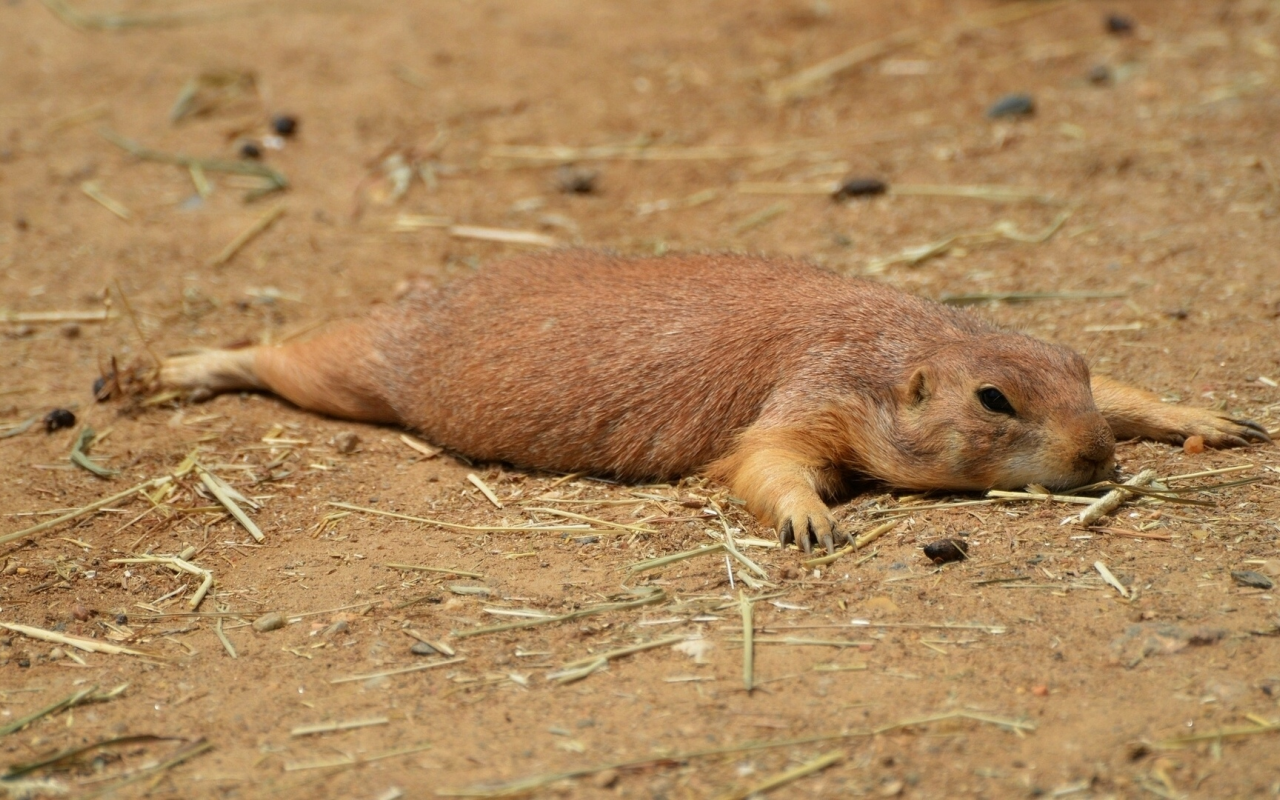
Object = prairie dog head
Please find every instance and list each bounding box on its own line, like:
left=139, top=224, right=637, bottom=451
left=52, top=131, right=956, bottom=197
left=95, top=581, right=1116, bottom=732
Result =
left=885, top=334, right=1115, bottom=491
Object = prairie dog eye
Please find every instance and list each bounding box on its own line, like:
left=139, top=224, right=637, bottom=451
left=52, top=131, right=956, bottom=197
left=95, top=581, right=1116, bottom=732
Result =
left=978, top=386, right=1016, bottom=416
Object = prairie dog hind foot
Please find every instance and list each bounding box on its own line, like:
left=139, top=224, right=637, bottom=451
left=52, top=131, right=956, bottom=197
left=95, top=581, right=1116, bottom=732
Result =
left=162, top=349, right=263, bottom=394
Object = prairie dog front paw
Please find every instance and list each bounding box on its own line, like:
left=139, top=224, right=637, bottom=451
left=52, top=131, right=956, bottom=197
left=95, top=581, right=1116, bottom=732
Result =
left=1091, top=376, right=1272, bottom=449
left=776, top=500, right=841, bottom=555
left=1149, top=406, right=1270, bottom=449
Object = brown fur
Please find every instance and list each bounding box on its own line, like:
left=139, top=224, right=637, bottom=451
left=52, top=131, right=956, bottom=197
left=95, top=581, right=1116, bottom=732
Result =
left=161, top=252, right=1270, bottom=553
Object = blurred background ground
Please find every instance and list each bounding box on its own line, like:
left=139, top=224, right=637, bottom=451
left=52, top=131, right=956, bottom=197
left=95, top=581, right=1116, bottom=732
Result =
left=1, top=0, right=1278, bottom=797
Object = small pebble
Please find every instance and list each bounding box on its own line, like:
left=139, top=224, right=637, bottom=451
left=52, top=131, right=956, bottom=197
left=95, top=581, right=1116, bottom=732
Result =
left=72, top=603, right=90, bottom=622
left=986, top=93, right=1035, bottom=119
left=556, top=164, right=599, bottom=194
left=92, top=375, right=112, bottom=401
left=1088, top=65, right=1113, bottom=85
left=1031, top=684, right=1049, bottom=697
left=48, top=647, right=65, bottom=661
left=1231, top=570, right=1275, bottom=590
left=321, top=620, right=349, bottom=638
left=252, top=611, right=287, bottom=632
left=10, top=324, right=34, bottom=338
left=1105, top=14, right=1135, bottom=35
left=332, top=431, right=361, bottom=454
left=593, top=770, right=620, bottom=789
left=239, top=140, right=263, bottom=160
left=271, top=114, right=299, bottom=137
left=43, top=408, right=76, bottom=433
left=410, top=641, right=439, bottom=656
left=114, top=613, right=128, bottom=625
left=833, top=177, right=887, bottom=199
left=1182, top=435, right=1205, bottom=455
left=923, top=538, right=968, bottom=564
left=60, top=322, right=81, bottom=339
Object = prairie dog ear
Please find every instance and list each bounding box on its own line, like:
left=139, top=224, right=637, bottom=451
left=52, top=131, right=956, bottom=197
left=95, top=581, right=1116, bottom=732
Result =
left=902, top=366, right=932, bottom=408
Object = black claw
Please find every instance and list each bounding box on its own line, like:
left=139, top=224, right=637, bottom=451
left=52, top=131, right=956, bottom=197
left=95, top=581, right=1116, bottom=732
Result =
left=1235, top=419, right=1272, bottom=442
left=779, top=519, right=794, bottom=548
left=801, top=519, right=814, bottom=554
left=821, top=533, right=835, bottom=555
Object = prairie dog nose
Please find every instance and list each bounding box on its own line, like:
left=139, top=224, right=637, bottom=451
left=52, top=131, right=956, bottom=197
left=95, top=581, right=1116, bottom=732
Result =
left=1077, top=426, right=1117, bottom=470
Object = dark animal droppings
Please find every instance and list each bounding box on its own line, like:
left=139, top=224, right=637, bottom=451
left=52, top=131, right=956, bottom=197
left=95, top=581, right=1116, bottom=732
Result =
left=1105, top=14, right=1135, bottom=35
left=987, top=93, right=1035, bottom=119
left=43, top=408, right=76, bottom=432
left=271, top=114, right=298, bottom=136
left=557, top=164, right=599, bottom=194
left=833, top=177, right=888, bottom=199
left=923, top=538, right=969, bottom=564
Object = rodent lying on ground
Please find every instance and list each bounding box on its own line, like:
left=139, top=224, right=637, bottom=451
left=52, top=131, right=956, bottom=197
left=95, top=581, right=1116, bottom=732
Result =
left=162, top=252, right=1270, bottom=553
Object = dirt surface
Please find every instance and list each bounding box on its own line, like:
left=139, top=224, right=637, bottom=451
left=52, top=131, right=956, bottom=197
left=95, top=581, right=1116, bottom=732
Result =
left=2, top=1, right=1280, bottom=797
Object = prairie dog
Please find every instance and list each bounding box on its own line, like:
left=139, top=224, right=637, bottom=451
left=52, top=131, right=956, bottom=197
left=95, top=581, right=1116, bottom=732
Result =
left=162, top=252, right=1269, bottom=552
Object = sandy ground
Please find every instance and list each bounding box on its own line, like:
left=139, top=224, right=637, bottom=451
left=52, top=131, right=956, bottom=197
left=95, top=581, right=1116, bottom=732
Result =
left=1, top=0, right=1279, bottom=797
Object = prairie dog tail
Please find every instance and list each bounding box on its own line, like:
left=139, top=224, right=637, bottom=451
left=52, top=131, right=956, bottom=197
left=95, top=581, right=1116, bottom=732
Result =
left=161, top=321, right=401, bottom=423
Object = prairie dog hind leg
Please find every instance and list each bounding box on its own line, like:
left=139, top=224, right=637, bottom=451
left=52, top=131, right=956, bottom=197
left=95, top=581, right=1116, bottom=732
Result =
left=162, top=321, right=401, bottom=424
